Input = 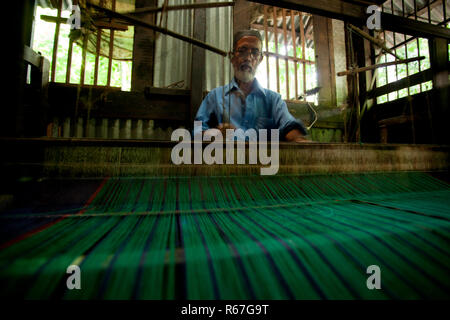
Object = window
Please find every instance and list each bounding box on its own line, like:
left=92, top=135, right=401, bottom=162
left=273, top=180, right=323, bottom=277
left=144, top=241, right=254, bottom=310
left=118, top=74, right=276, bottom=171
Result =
left=252, top=5, right=317, bottom=103
left=32, top=2, right=133, bottom=91
left=375, top=0, right=449, bottom=104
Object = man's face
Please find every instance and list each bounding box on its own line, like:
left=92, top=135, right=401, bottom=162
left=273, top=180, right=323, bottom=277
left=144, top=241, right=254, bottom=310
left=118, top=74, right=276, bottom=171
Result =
left=231, top=36, right=263, bottom=83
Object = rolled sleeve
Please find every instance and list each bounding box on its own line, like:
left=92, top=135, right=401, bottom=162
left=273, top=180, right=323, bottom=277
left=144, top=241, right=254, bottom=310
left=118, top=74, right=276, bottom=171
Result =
left=272, top=93, right=308, bottom=138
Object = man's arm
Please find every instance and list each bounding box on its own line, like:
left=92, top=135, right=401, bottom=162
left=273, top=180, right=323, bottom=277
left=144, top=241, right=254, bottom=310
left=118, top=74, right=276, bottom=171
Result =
left=271, top=93, right=312, bottom=142
left=285, top=129, right=312, bottom=143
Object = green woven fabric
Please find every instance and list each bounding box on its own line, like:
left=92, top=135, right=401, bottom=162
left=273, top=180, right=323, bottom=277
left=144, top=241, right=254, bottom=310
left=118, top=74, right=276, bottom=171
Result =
left=0, top=172, right=449, bottom=299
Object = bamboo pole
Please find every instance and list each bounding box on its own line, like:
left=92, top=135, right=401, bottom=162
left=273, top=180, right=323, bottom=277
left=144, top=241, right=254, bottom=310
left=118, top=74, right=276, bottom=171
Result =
left=337, top=56, right=425, bottom=76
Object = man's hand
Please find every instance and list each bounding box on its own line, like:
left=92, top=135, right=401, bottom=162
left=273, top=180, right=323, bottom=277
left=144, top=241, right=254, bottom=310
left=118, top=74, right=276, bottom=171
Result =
left=217, top=123, right=236, bottom=137
left=285, top=129, right=313, bottom=143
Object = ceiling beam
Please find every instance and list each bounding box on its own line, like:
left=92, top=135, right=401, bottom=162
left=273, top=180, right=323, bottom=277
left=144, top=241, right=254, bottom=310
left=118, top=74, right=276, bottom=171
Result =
left=248, top=0, right=450, bottom=39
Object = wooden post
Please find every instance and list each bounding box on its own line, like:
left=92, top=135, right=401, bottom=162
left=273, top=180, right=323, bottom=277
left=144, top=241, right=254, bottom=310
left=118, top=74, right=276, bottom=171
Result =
left=131, top=0, right=157, bottom=91
left=189, top=1, right=207, bottom=126
left=51, top=0, right=63, bottom=82
left=290, top=10, right=298, bottom=100
left=429, top=37, right=449, bottom=144
left=233, top=0, right=254, bottom=31
left=263, top=5, right=270, bottom=90
left=299, top=12, right=306, bottom=99
left=273, top=7, right=280, bottom=94
left=312, top=15, right=336, bottom=108
left=4, top=1, right=35, bottom=137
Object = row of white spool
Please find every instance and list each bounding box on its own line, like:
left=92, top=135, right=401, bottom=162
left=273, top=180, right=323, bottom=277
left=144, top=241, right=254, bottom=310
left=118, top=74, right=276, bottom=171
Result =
left=47, top=117, right=181, bottom=140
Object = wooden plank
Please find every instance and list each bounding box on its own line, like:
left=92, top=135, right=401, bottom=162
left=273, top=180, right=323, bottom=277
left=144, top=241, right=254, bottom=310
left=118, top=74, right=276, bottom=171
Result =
left=23, top=45, right=42, bottom=68
left=92, top=91, right=189, bottom=120
left=190, top=1, right=207, bottom=125
left=47, top=83, right=189, bottom=121
left=131, top=0, right=157, bottom=91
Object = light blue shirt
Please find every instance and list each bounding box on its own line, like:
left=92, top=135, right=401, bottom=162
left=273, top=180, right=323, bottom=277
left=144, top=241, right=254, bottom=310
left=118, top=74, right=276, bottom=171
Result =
left=194, top=78, right=307, bottom=140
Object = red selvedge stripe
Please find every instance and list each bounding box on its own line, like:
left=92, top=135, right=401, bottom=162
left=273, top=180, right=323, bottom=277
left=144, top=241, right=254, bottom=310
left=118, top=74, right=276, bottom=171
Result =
left=0, top=178, right=109, bottom=250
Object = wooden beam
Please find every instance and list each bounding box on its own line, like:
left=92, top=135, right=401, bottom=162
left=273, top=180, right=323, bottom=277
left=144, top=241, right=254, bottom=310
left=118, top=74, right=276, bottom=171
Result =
left=23, top=45, right=43, bottom=68
left=129, top=1, right=235, bottom=14
left=248, top=0, right=450, bottom=39
left=87, top=2, right=227, bottom=56
left=190, top=2, right=207, bottom=125
left=50, top=0, right=62, bottom=82
left=313, top=15, right=336, bottom=108
left=410, top=0, right=442, bottom=19
left=47, top=83, right=189, bottom=121
left=249, top=0, right=366, bottom=23
left=263, top=51, right=314, bottom=64
left=107, top=0, right=117, bottom=87
left=429, top=37, right=449, bottom=144
left=337, top=56, right=425, bottom=76
left=131, top=0, right=157, bottom=91
left=380, top=12, right=450, bottom=40
left=41, top=15, right=129, bottom=31
left=250, top=23, right=313, bottom=40
left=234, top=0, right=255, bottom=32
left=367, top=68, right=433, bottom=98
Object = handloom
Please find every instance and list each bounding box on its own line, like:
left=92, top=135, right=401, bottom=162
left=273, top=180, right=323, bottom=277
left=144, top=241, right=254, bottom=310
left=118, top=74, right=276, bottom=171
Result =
left=0, top=138, right=449, bottom=299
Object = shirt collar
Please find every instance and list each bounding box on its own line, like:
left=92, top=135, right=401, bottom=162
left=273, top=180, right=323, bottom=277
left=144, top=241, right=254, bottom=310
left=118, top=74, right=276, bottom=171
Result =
left=224, top=77, right=266, bottom=97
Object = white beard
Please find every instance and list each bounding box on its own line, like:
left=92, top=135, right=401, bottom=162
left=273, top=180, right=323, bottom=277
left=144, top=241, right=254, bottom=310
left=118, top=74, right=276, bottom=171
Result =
left=234, top=69, right=255, bottom=83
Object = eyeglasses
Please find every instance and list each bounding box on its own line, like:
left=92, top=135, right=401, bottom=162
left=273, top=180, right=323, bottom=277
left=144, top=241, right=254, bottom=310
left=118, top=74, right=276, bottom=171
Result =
left=234, top=46, right=262, bottom=59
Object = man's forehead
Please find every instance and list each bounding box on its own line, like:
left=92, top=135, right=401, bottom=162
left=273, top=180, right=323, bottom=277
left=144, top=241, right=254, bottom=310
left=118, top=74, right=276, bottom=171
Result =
left=235, top=36, right=261, bottom=48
